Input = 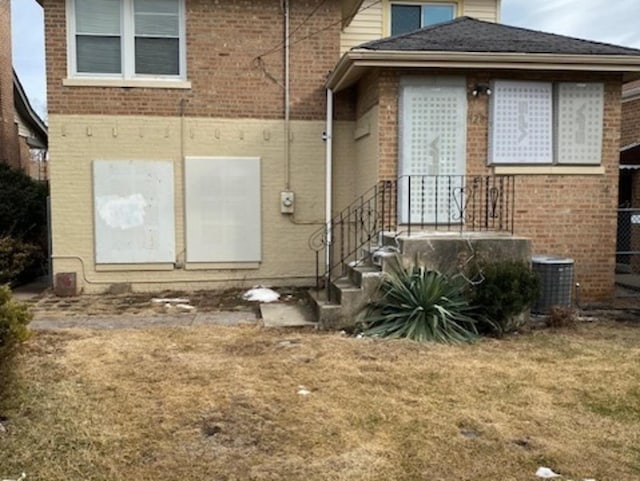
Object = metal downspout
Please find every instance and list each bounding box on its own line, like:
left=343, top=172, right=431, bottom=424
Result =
left=325, top=88, right=334, bottom=292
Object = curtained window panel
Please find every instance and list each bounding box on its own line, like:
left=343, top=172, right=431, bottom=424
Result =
left=75, top=0, right=122, bottom=74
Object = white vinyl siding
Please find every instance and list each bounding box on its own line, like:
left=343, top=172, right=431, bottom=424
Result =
left=185, top=157, right=262, bottom=263
left=462, top=0, right=499, bottom=22
left=340, top=0, right=384, bottom=53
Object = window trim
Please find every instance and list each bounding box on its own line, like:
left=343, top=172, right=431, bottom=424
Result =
left=386, top=1, right=459, bottom=36
left=66, top=0, right=187, bottom=83
left=488, top=80, right=605, bottom=167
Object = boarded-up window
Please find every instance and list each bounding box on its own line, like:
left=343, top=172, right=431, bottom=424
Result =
left=93, top=160, right=175, bottom=263
left=185, top=157, right=261, bottom=263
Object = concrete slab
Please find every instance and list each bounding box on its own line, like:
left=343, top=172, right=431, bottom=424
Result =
left=12, top=277, right=50, bottom=301
left=260, top=303, right=316, bottom=328
left=192, top=311, right=257, bottom=326
left=616, top=273, right=640, bottom=291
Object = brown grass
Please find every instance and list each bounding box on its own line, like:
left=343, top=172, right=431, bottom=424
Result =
left=1, top=321, right=640, bottom=480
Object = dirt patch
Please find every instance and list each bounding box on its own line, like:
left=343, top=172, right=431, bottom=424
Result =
left=25, top=286, right=311, bottom=318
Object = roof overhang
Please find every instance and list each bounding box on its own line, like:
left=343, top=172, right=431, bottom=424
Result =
left=13, top=71, right=48, bottom=148
left=620, top=143, right=640, bottom=166
left=327, top=50, right=640, bottom=91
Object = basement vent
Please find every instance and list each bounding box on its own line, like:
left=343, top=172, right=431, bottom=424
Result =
left=531, top=255, right=574, bottom=314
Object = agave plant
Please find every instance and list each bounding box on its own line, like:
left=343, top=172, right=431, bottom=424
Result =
left=362, top=263, right=478, bottom=343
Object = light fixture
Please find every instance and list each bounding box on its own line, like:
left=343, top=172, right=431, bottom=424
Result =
left=471, top=84, right=492, bottom=97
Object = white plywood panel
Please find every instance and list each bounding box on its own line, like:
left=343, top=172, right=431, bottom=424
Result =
left=556, top=82, right=604, bottom=165
left=93, top=160, right=175, bottom=264
left=185, top=157, right=261, bottom=263
left=398, top=77, right=467, bottom=224
left=489, top=80, right=553, bottom=164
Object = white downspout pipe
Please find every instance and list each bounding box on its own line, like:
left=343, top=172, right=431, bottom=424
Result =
left=325, top=88, right=334, bottom=281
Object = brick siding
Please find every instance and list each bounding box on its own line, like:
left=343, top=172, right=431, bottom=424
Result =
left=370, top=69, right=622, bottom=301
left=0, top=0, right=20, bottom=169
left=45, top=0, right=342, bottom=121
left=621, top=97, right=640, bottom=147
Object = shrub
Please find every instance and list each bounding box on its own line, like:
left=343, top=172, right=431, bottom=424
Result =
left=469, top=260, right=539, bottom=336
left=546, top=306, right=577, bottom=328
left=362, top=262, right=478, bottom=343
left=0, top=236, right=46, bottom=285
left=0, top=285, right=32, bottom=355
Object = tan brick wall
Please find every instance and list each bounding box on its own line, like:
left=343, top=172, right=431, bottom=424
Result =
left=0, top=0, right=20, bottom=169
left=373, top=69, right=622, bottom=302
left=45, top=0, right=342, bottom=121
left=49, top=114, right=345, bottom=293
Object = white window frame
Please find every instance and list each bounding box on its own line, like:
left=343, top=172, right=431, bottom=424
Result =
left=389, top=1, right=457, bottom=35
left=66, top=0, right=187, bottom=82
left=488, top=80, right=605, bottom=166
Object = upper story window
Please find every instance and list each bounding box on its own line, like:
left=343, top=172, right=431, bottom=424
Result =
left=68, top=0, right=185, bottom=79
left=391, top=3, right=456, bottom=36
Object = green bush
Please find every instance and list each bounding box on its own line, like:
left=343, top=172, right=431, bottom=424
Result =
left=469, top=260, right=539, bottom=336
left=0, top=164, right=48, bottom=284
left=0, top=236, right=46, bottom=285
left=0, top=284, right=32, bottom=354
left=363, top=262, right=478, bottom=344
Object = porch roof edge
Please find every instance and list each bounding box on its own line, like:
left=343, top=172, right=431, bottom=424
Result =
left=326, top=50, right=640, bottom=91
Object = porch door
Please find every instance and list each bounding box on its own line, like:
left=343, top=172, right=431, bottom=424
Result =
left=398, top=76, right=467, bottom=224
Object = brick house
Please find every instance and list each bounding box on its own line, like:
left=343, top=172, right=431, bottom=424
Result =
left=0, top=0, right=48, bottom=179
left=40, top=0, right=640, bottom=304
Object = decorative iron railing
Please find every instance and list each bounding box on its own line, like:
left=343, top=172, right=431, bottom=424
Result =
left=309, top=175, right=515, bottom=300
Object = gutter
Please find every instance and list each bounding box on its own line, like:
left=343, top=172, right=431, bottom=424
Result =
left=324, top=88, right=333, bottom=283
left=327, top=50, right=640, bottom=91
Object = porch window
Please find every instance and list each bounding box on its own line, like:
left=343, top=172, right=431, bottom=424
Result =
left=488, top=80, right=604, bottom=165
left=68, top=0, right=185, bottom=79
left=391, top=3, right=456, bottom=36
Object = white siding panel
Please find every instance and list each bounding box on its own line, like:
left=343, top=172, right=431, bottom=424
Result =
left=340, top=0, right=383, bottom=53
left=463, top=0, right=499, bottom=22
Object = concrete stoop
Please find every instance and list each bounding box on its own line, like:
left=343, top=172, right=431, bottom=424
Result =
left=310, top=231, right=531, bottom=330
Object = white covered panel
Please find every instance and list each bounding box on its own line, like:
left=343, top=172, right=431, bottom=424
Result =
left=556, top=82, right=604, bottom=165
left=185, top=157, right=261, bottom=263
left=489, top=80, right=553, bottom=164
left=398, top=77, right=467, bottom=224
left=93, top=160, right=175, bottom=264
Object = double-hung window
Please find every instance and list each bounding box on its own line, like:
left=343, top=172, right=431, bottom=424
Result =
left=488, top=80, right=605, bottom=165
left=391, top=2, right=456, bottom=36
left=69, top=0, right=185, bottom=79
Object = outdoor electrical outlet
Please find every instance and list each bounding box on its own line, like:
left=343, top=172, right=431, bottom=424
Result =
left=280, top=191, right=295, bottom=214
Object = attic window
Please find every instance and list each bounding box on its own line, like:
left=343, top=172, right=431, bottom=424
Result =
left=68, top=0, right=185, bottom=80
left=391, top=3, right=455, bottom=36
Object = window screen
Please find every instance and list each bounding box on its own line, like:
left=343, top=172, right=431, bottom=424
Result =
left=134, top=0, right=180, bottom=75
left=75, top=0, right=122, bottom=73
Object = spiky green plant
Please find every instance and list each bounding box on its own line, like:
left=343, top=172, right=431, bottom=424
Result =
left=362, top=264, right=478, bottom=343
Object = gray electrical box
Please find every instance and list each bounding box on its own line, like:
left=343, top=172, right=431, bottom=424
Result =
left=280, top=191, right=295, bottom=214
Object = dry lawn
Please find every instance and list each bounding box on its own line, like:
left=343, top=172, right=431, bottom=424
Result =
left=1, top=321, right=640, bottom=481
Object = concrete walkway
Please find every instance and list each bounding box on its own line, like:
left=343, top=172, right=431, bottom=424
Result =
left=30, top=310, right=259, bottom=330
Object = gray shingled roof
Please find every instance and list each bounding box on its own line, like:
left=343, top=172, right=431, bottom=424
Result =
left=358, top=17, right=640, bottom=56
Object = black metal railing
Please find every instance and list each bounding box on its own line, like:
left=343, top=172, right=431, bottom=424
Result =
left=309, top=175, right=515, bottom=301
left=398, top=175, right=515, bottom=235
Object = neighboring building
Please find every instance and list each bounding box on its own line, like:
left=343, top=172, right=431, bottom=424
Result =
left=0, top=0, right=48, bottom=178
left=41, top=0, right=640, bottom=303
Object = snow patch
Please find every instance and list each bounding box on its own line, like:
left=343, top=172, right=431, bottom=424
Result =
left=536, top=467, right=561, bottom=478
left=243, top=287, right=280, bottom=303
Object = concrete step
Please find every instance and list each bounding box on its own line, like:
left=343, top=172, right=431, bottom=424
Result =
left=308, top=288, right=343, bottom=330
